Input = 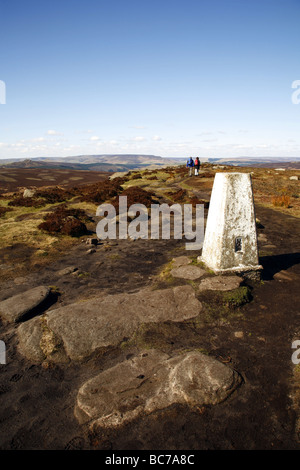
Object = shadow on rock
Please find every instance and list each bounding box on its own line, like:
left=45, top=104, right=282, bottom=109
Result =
left=20, top=290, right=60, bottom=323
left=260, top=252, right=300, bottom=281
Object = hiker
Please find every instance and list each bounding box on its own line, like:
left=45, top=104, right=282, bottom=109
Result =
left=194, top=157, right=200, bottom=176
left=186, top=157, right=194, bottom=176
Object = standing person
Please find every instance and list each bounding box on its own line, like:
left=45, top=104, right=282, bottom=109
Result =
left=186, top=156, right=194, bottom=176
left=194, top=157, right=200, bottom=176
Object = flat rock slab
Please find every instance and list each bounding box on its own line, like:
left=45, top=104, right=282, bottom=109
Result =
left=0, top=286, right=51, bottom=323
left=170, top=265, right=206, bottom=280
left=273, top=270, right=298, bottom=282
left=199, top=275, right=242, bottom=291
left=75, top=349, right=241, bottom=429
left=17, top=285, right=202, bottom=362
left=172, top=256, right=192, bottom=267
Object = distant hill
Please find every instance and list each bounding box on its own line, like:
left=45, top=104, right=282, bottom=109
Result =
left=36, top=154, right=184, bottom=166
left=208, top=157, right=300, bottom=169
left=0, top=155, right=185, bottom=172
left=0, top=158, right=133, bottom=172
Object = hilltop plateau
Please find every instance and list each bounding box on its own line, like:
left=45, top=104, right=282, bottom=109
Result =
left=0, top=162, right=299, bottom=450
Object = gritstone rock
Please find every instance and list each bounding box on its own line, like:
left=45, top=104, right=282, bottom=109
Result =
left=199, top=275, right=243, bottom=291
left=170, top=265, right=206, bottom=280
left=17, top=285, right=202, bottom=362
left=0, top=286, right=51, bottom=323
left=74, top=349, right=241, bottom=429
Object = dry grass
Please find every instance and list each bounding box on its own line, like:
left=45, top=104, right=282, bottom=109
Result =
left=272, top=195, right=291, bottom=208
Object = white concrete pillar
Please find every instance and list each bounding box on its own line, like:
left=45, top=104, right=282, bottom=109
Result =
left=200, top=172, right=262, bottom=278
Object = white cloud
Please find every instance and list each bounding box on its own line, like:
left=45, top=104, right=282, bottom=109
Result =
left=152, top=135, right=162, bottom=141
left=90, top=136, right=100, bottom=141
left=31, top=137, right=46, bottom=142
left=198, top=131, right=213, bottom=136
left=133, top=136, right=146, bottom=142
left=47, top=130, right=63, bottom=136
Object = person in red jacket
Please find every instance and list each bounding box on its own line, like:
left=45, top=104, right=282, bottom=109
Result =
left=194, top=157, right=200, bottom=176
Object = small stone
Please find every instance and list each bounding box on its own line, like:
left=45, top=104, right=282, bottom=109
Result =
left=289, top=176, right=299, bottom=181
left=86, top=238, right=98, bottom=246
left=258, top=234, right=268, bottom=242
left=57, top=266, right=78, bottom=276
left=87, top=248, right=96, bottom=254
left=234, top=331, right=244, bottom=338
left=258, top=337, right=266, bottom=342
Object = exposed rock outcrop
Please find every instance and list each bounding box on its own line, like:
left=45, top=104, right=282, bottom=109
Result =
left=75, top=349, right=241, bottom=429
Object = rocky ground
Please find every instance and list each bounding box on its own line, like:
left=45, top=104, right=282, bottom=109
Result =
left=0, top=165, right=299, bottom=450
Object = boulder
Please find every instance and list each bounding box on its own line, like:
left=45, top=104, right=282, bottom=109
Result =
left=75, top=349, right=241, bottom=428
left=0, top=286, right=51, bottom=323
left=17, top=285, right=202, bottom=362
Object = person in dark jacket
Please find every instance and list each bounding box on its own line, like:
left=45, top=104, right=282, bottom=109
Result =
left=186, top=157, right=194, bottom=176
left=194, top=157, right=200, bottom=176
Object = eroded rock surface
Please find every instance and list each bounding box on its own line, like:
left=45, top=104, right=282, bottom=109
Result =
left=17, top=285, right=202, bottom=362
left=75, top=349, right=241, bottom=429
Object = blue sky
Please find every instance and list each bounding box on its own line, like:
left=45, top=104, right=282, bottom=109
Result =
left=0, top=0, right=300, bottom=160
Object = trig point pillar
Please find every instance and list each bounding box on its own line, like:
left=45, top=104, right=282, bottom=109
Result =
left=200, top=172, right=263, bottom=280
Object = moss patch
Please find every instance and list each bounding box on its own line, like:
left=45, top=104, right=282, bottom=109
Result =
left=198, top=286, right=251, bottom=325
left=223, top=286, right=252, bottom=308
